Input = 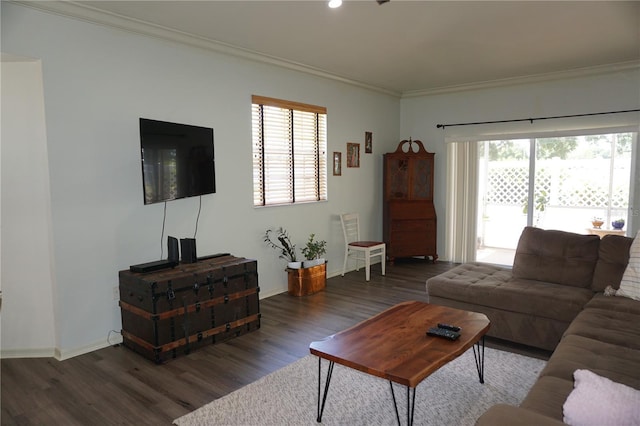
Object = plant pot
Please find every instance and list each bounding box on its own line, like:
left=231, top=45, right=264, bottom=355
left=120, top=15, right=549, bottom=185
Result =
left=591, top=220, right=604, bottom=229
left=302, top=258, right=325, bottom=268
left=612, top=221, right=625, bottom=230
left=287, top=262, right=326, bottom=296
left=287, top=261, right=302, bottom=269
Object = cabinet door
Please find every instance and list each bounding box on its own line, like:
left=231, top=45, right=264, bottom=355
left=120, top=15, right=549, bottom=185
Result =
left=411, top=158, right=433, bottom=200
left=386, top=157, right=410, bottom=199
left=385, top=155, right=433, bottom=201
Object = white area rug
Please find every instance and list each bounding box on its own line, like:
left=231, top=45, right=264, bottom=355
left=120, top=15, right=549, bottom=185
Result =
left=174, top=347, right=545, bottom=425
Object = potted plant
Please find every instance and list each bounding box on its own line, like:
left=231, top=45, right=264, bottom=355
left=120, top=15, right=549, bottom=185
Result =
left=301, top=233, right=327, bottom=268
left=264, top=227, right=301, bottom=269
left=591, top=217, right=604, bottom=229
left=612, top=218, right=625, bottom=230
left=287, top=233, right=327, bottom=297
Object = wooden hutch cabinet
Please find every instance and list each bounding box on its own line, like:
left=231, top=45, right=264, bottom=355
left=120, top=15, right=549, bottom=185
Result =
left=383, top=139, right=437, bottom=263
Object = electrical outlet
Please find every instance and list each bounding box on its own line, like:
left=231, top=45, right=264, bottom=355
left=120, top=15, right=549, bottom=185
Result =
left=113, top=286, right=120, bottom=301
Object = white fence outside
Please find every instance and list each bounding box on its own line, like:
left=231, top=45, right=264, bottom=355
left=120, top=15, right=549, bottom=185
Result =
left=478, top=158, right=630, bottom=251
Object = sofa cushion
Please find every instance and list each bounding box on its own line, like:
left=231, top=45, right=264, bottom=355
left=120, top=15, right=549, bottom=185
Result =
left=538, top=334, right=640, bottom=390
left=520, top=375, right=575, bottom=420
left=617, top=230, right=640, bottom=301
left=427, top=262, right=593, bottom=323
left=564, top=294, right=640, bottom=350
left=591, top=234, right=634, bottom=292
left=513, top=227, right=600, bottom=288
left=563, top=369, right=640, bottom=426
left=475, top=403, right=565, bottom=426
left=585, top=292, right=640, bottom=315
left=426, top=262, right=512, bottom=289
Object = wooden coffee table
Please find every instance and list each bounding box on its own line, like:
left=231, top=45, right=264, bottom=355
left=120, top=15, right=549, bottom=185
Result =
left=309, top=301, right=490, bottom=425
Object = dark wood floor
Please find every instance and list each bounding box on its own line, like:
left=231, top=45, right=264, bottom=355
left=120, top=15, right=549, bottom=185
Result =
left=1, top=259, right=549, bottom=425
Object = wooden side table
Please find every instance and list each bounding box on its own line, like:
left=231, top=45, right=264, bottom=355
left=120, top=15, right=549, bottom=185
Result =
left=587, top=228, right=626, bottom=238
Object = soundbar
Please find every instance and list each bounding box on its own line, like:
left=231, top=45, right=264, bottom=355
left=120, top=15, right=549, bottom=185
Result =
left=197, top=252, right=231, bottom=261
left=130, top=259, right=176, bottom=273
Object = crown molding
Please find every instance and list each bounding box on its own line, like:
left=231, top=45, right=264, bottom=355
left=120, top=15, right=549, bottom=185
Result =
left=12, top=1, right=638, bottom=100
left=12, top=1, right=402, bottom=98
left=401, top=61, right=640, bottom=98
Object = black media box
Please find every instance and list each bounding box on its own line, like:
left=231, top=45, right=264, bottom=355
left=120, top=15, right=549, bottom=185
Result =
left=180, top=238, right=197, bottom=263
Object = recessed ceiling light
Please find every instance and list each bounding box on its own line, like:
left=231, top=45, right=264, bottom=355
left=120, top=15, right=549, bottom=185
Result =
left=328, top=0, right=342, bottom=8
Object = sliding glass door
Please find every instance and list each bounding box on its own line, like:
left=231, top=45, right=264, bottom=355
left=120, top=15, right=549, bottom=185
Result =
left=476, top=132, right=634, bottom=265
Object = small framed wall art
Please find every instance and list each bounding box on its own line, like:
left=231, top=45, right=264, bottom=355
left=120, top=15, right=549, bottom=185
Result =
left=365, top=131, right=373, bottom=153
left=333, top=152, right=342, bottom=176
left=347, top=142, right=360, bottom=168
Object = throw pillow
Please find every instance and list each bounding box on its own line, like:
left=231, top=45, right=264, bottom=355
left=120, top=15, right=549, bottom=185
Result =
left=617, top=230, right=640, bottom=301
left=563, top=369, right=640, bottom=426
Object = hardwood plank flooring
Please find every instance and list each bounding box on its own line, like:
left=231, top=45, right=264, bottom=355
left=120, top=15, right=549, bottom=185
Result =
left=1, top=259, right=549, bottom=425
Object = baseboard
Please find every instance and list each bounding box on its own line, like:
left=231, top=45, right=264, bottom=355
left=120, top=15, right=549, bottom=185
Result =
left=1, top=347, right=56, bottom=359
left=56, top=334, right=123, bottom=360
left=1, top=333, right=124, bottom=361
left=334, top=259, right=384, bottom=277
left=327, top=268, right=342, bottom=279
left=259, top=287, right=287, bottom=299
left=0, top=264, right=378, bottom=361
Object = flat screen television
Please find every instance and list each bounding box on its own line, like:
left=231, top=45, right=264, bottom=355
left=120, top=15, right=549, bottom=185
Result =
left=139, top=118, right=216, bottom=205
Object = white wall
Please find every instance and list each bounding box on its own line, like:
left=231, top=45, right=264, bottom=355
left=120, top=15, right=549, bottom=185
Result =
left=6, top=1, right=636, bottom=360
left=1, top=59, right=58, bottom=356
left=1, top=3, right=400, bottom=358
left=400, top=69, right=640, bottom=258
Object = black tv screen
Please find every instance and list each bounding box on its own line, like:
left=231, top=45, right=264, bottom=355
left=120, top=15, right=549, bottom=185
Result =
left=140, top=118, right=216, bottom=205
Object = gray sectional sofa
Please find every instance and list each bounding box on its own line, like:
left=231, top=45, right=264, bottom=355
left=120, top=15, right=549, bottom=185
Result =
left=426, top=226, right=640, bottom=425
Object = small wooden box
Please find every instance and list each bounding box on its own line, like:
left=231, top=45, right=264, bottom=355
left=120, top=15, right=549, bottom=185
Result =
left=287, top=263, right=326, bottom=297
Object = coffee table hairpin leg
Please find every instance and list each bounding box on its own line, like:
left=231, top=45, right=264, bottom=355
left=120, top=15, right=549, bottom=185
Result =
left=316, top=357, right=334, bottom=422
left=472, top=336, right=486, bottom=384
left=389, top=382, right=417, bottom=426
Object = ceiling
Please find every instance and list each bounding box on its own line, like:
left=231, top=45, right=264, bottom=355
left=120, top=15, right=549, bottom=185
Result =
left=36, top=1, right=640, bottom=95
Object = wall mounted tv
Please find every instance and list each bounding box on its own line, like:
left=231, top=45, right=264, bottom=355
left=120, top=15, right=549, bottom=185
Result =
left=140, top=118, right=216, bottom=205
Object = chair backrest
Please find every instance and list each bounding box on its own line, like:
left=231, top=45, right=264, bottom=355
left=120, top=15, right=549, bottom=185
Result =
left=340, top=213, right=361, bottom=245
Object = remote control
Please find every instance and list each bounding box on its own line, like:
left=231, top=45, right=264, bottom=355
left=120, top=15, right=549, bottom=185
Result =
left=437, top=323, right=461, bottom=332
left=427, top=327, right=460, bottom=341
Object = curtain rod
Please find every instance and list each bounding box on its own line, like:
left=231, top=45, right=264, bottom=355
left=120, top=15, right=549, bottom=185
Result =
left=436, top=109, right=640, bottom=129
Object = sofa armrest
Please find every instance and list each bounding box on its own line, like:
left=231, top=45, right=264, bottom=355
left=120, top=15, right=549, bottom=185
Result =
left=475, top=404, right=565, bottom=426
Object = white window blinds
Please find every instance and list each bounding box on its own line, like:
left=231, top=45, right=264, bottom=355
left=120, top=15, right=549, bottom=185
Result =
left=252, top=95, right=327, bottom=206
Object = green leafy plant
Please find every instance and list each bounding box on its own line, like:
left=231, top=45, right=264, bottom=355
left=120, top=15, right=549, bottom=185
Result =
left=521, top=189, right=550, bottom=226
left=301, top=233, right=327, bottom=260
left=264, top=227, right=297, bottom=262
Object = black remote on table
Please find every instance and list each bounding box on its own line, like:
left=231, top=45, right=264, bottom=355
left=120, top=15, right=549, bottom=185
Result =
left=427, top=327, right=460, bottom=341
left=437, top=323, right=461, bottom=332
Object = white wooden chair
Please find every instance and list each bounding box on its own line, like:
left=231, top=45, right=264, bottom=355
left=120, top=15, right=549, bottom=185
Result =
left=340, top=213, right=386, bottom=281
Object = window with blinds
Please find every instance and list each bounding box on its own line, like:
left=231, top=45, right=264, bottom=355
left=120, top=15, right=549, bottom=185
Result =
left=252, top=95, right=327, bottom=206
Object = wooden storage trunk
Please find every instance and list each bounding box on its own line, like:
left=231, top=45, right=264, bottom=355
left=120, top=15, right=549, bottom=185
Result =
left=119, top=255, right=260, bottom=363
